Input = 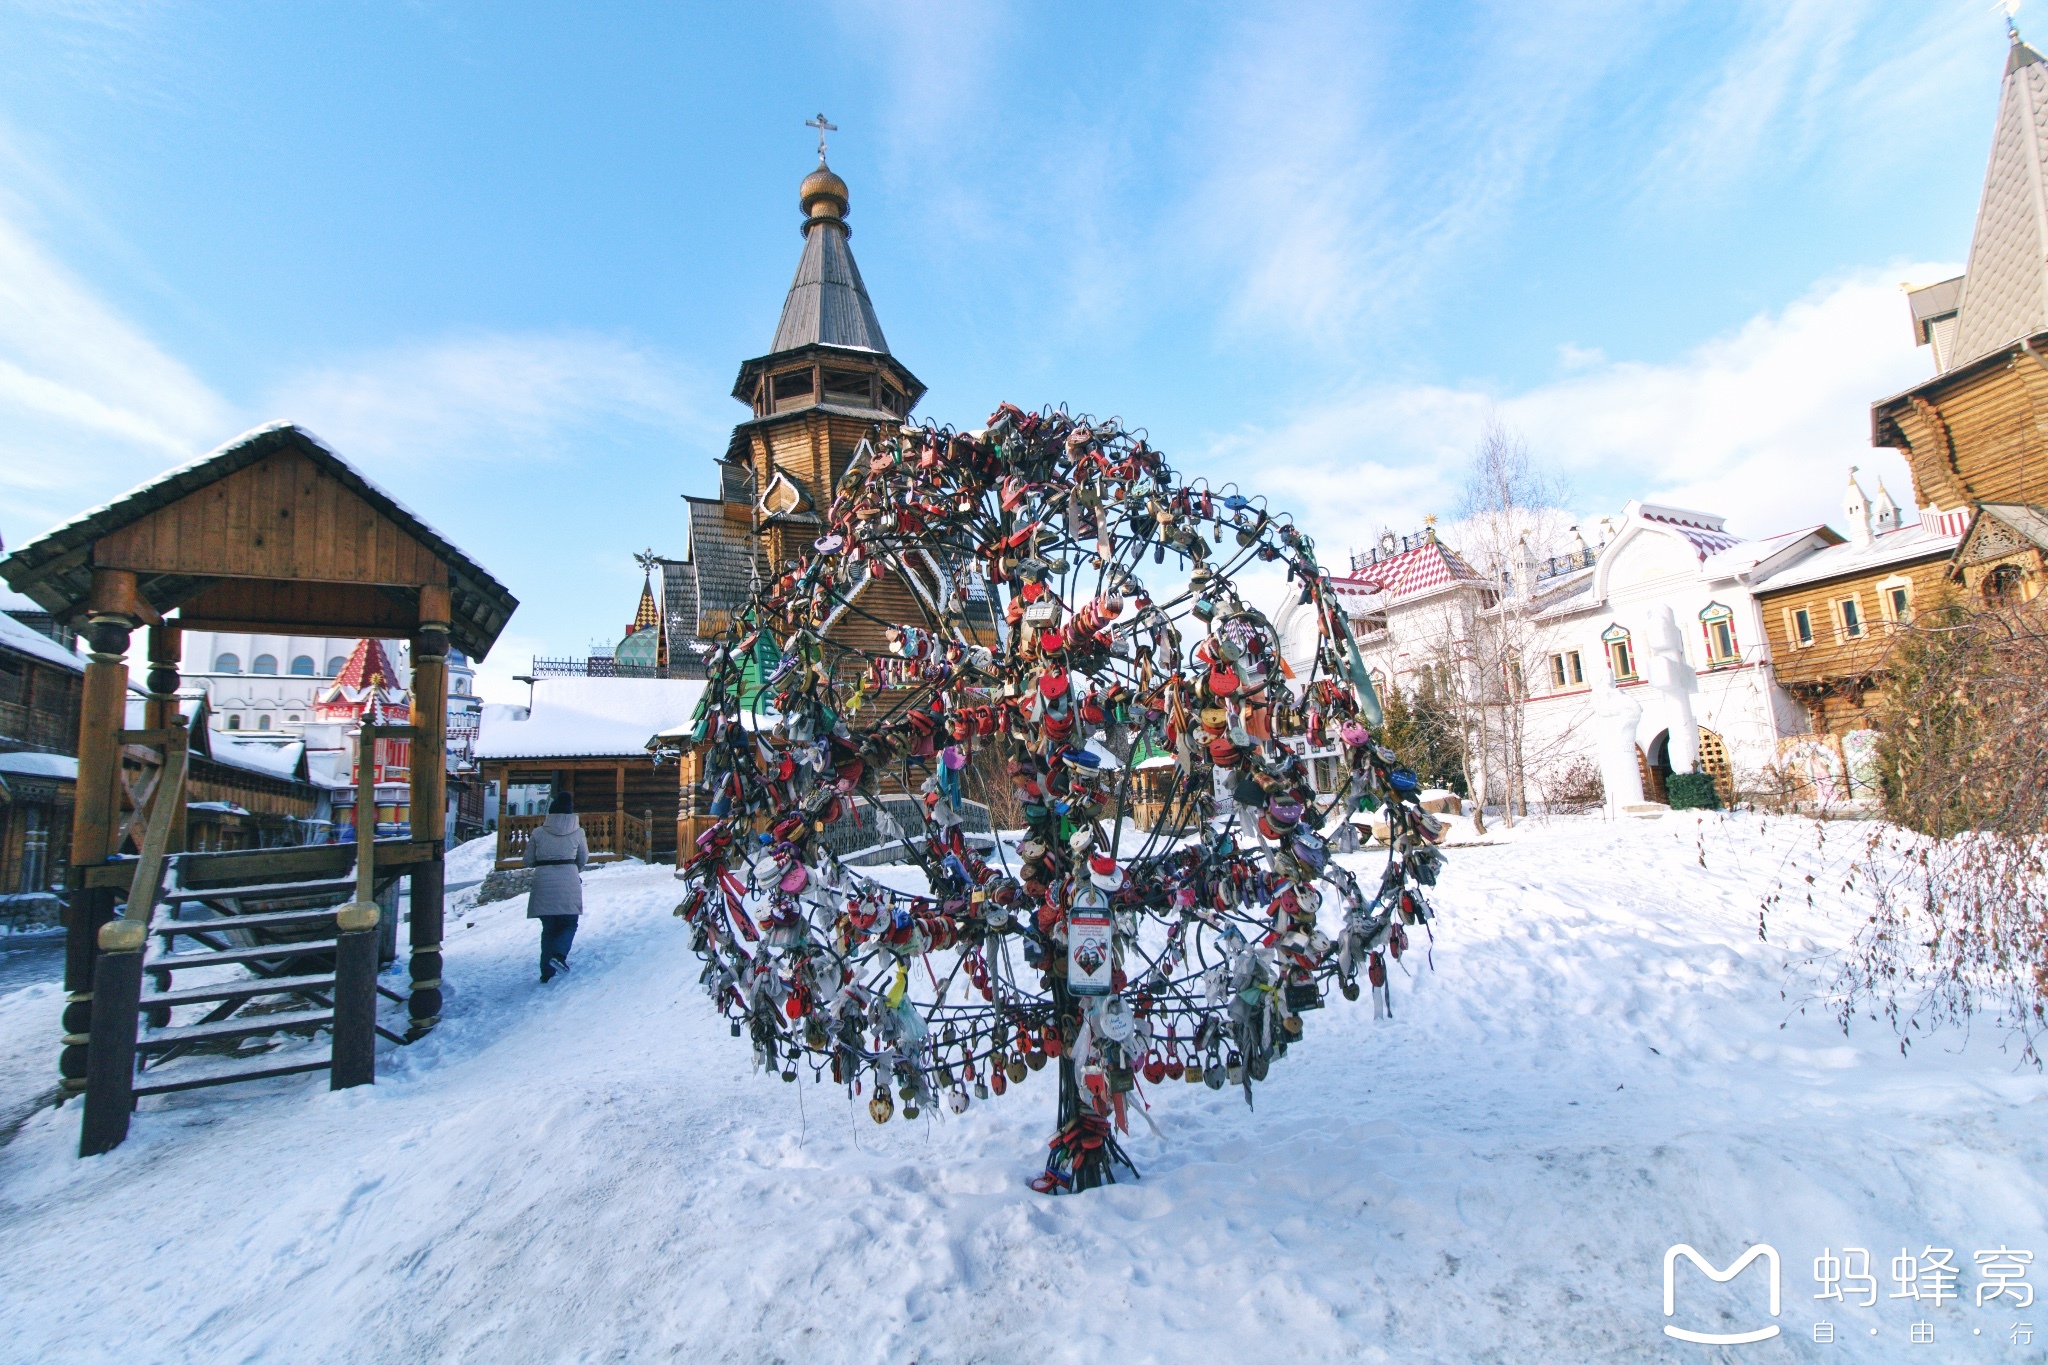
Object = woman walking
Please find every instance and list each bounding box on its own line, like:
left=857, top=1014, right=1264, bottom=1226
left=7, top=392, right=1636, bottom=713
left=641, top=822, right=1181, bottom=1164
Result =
left=522, top=790, right=589, bottom=982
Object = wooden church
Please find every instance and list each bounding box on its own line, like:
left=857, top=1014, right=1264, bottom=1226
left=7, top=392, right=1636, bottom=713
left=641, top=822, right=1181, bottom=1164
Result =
left=664, top=146, right=931, bottom=661
left=664, top=138, right=958, bottom=847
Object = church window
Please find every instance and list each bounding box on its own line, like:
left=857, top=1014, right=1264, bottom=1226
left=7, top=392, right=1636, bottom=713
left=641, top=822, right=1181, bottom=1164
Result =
left=214, top=653, right=241, bottom=673
left=1698, top=603, right=1738, bottom=666
left=290, top=655, right=316, bottom=675
left=1789, top=608, right=1813, bottom=647
left=225, top=714, right=241, bottom=730
left=822, top=368, right=871, bottom=405
left=257, top=714, right=270, bottom=731
left=1836, top=596, right=1864, bottom=639
left=252, top=654, right=279, bottom=675
left=1601, top=624, right=1636, bottom=681
left=1548, top=650, right=1583, bottom=688
left=326, top=656, right=347, bottom=676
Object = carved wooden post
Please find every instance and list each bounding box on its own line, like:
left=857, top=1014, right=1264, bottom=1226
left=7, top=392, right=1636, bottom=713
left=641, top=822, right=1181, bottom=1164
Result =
left=78, top=918, right=145, bottom=1156
left=144, top=623, right=185, bottom=856
left=407, top=585, right=451, bottom=1036
left=330, top=901, right=380, bottom=1089
left=61, top=569, right=139, bottom=1098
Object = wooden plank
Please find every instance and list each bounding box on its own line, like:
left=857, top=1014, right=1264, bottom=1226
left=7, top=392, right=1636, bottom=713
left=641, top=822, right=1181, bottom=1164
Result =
left=157, top=906, right=342, bottom=936
left=175, top=578, right=419, bottom=637
left=138, top=1007, right=333, bottom=1050
left=133, top=1057, right=331, bottom=1097
left=94, top=453, right=443, bottom=586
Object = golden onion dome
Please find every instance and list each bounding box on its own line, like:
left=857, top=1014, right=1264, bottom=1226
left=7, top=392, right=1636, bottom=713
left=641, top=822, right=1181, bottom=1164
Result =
left=800, top=163, right=849, bottom=220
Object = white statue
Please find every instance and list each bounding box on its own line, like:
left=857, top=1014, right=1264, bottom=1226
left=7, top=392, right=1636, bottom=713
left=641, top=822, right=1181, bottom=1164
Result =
left=1590, top=669, right=1645, bottom=816
left=1645, top=605, right=1700, bottom=776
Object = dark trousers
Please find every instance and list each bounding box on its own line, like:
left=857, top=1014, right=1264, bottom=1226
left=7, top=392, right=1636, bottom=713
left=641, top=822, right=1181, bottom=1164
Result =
left=539, top=915, right=578, bottom=970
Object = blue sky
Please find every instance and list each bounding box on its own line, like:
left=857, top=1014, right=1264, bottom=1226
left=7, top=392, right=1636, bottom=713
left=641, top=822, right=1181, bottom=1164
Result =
left=0, top=0, right=2009, bottom=696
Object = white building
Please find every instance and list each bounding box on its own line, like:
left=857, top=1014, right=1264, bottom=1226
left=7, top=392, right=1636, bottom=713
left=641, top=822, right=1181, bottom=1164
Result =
left=1295, top=493, right=1901, bottom=807
left=1514, top=501, right=1838, bottom=802
left=178, top=629, right=412, bottom=736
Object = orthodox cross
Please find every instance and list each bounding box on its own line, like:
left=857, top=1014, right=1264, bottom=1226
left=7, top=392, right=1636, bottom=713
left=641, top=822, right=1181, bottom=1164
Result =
left=806, top=113, right=837, bottom=164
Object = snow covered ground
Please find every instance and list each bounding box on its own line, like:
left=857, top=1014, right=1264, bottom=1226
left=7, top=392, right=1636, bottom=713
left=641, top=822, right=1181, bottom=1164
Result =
left=3, top=815, right=2046, bottom=1363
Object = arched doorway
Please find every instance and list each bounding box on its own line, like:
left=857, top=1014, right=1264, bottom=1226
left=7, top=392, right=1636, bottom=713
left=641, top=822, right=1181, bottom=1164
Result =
left=1645, top=730, right=1674, bottom=804
left=1642, top=727, right=1736, bottom=806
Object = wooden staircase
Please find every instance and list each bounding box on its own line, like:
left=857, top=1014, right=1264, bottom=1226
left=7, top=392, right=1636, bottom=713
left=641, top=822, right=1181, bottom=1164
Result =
left=78, top=727, right=414, bottom=1156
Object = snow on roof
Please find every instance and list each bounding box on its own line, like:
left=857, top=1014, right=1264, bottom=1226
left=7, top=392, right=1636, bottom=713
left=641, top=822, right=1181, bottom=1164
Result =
left=209, top=733, right=307, bottom=782
left=0, top=752, right=78, bottom=780
left=1750, top=521, right=1962, bottom=593
left=0, top=423, right=518, bottom=661
left=0, top=610, right=84, bottom=673
left=1698, top=524, right=1834, bottom=578
left=476, top=677, right=707, bottom=760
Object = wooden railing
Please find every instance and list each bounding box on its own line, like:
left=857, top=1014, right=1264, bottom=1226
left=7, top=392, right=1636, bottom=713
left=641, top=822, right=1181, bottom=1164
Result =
left=621, top=810, right=651, bottom=864
left=495, top=812, right=629, bottom=869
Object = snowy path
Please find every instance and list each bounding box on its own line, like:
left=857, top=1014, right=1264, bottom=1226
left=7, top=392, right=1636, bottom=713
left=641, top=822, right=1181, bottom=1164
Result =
left=3, top=816, right=2046, bottom=1363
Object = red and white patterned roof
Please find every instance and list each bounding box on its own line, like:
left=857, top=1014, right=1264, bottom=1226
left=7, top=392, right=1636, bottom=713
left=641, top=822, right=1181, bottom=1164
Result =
left=313, top=638, right=411, bottom=725
left=1328, top=538, right=1487, bottom=606
left=1640, top=509, right=1742, bottom=560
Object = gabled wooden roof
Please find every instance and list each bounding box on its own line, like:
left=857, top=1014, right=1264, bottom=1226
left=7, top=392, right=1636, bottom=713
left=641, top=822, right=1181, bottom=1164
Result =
left=0, top=423, right=518, bottom=660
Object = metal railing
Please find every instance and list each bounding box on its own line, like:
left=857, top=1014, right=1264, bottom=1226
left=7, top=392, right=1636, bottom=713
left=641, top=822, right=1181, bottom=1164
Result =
left=1350, top=530, right=1436, bottom=573
left=1534, top=547, right=1597, bottom=582
left=529, top=656, right=705, bottom=680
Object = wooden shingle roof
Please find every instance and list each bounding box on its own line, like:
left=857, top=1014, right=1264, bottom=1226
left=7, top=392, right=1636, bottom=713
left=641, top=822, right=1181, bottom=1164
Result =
left=0, top=423, right=518, bottom=660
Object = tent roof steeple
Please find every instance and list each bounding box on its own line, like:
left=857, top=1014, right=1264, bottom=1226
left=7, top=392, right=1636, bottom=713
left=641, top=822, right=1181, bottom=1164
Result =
left=770, top=132, right=890, bottom=355
left=1949, top=24, right=2048, bottom=366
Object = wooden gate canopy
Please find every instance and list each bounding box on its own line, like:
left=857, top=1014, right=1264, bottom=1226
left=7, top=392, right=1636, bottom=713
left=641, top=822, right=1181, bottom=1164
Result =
left=0, top=423, right=516, bottom=658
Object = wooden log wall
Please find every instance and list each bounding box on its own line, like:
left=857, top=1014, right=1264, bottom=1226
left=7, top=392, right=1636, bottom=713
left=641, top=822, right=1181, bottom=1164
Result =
left=0, top=652, right=83, bottom=757
left=1877, top=352, right=2048, bottom=511
left=1755, top=554, right=1955, bottom=692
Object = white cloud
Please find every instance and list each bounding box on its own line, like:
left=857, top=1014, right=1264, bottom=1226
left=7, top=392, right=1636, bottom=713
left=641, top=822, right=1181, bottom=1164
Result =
left=1182, top=0, right=1651, bottom=344
left=1199, top=265, right=1951, bottom=566
left=266, top=331, right=716, bottom=470
left=0, top=209, right=231, bottom=544
left=1640, top=0, right=1984, bottom=208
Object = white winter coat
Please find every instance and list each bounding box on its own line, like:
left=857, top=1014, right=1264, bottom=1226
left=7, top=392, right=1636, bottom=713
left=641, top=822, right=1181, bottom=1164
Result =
left=522, top=813, right=589, bottom=917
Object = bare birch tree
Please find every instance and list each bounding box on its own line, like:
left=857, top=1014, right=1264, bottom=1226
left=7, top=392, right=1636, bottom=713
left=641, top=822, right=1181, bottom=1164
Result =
left=1449, top=419, right=1573, bottom=826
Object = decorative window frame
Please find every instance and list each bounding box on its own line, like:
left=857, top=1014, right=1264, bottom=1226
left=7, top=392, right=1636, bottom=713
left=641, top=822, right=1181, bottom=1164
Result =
left=1874, top=573, right=1913, bottom=625
left=1600, top=623, right=1637, bottom=681
left=1834, top=593, right=1866, bottom=641
left=1697, top=601, right=1739, bottom=667
left=1784, top=605, right=1814, bottom=648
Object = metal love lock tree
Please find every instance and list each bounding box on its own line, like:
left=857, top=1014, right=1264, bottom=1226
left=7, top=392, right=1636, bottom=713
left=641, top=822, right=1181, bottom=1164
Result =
left=666, top=404, right=1450, bottom=1193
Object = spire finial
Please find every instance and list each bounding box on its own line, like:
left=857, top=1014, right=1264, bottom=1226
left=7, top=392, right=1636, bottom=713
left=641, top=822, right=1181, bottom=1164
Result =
left=805, top=113, right=837, bottom=166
